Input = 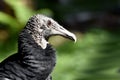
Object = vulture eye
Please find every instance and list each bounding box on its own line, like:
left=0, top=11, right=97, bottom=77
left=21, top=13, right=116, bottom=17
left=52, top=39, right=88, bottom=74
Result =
left=47, top=20, right=52, bottom=27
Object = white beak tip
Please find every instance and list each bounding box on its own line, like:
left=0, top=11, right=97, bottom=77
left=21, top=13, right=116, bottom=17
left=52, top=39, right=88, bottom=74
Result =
left=72, top=34, right=77, bottom=43
left=67, top=32, right=77, bottom=43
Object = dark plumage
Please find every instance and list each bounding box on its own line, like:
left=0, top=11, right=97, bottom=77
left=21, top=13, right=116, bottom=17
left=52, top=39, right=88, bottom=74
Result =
left=0, top=14, right=76, bottom=80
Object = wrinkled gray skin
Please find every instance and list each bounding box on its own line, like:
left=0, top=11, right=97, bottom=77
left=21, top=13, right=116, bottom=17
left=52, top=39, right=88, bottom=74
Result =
left=0, top=14, right=76, bottom=80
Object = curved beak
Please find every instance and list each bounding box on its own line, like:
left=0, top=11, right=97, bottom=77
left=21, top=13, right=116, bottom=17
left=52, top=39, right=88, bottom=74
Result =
left=51, top=25, right=77, bottom=42
left=60, top=28, right=77, bottom=42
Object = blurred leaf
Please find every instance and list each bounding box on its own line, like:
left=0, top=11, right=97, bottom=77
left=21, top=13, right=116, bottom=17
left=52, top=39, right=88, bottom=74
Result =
left=0, top=12, right=20, bottom=29
left=5, top=0, right=34, bottom=24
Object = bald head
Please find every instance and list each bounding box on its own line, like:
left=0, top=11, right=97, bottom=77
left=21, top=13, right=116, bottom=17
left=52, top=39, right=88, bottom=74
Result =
left=24, top=14, right=76, bottom=49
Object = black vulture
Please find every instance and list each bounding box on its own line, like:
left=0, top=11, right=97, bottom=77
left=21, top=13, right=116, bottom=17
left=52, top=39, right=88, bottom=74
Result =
left=0, top=14, right=76, bottom=80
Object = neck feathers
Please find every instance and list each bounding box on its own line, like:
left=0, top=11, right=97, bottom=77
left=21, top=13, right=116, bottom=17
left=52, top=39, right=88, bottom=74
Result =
left=18, top=29, right=56, bottom=77
left=18, top=29, right=56, bottom=59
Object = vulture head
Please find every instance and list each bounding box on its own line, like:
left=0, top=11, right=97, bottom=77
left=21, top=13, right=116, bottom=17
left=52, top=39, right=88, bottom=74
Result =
left=25, top=14, right=76, bottom=49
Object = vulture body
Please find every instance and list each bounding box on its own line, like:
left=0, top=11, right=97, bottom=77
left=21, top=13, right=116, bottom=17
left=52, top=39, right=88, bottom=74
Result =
left=0, top=14, right=76, bottom=80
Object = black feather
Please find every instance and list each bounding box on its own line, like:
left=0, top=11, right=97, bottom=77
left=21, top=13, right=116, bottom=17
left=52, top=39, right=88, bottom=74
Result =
left=0, top=27, right=56, bottom=80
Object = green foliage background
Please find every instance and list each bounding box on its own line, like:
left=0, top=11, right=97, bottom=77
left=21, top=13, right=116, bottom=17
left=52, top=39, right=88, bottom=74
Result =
left=53, top=29, right=120, bottom=80
left=0, top=0, right=120, bottom=80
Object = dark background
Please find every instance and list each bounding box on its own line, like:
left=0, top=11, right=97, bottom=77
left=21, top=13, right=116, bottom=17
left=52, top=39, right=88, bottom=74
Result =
left=0, top=0, right=120, bottom=80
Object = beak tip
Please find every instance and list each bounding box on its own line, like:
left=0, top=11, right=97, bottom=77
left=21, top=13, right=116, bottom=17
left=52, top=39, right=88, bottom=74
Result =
left=74, top=38, right=77, bottom=43
left=69, top=33, right=77, bottom=43
left=73, top=34, right=77, bottom=43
